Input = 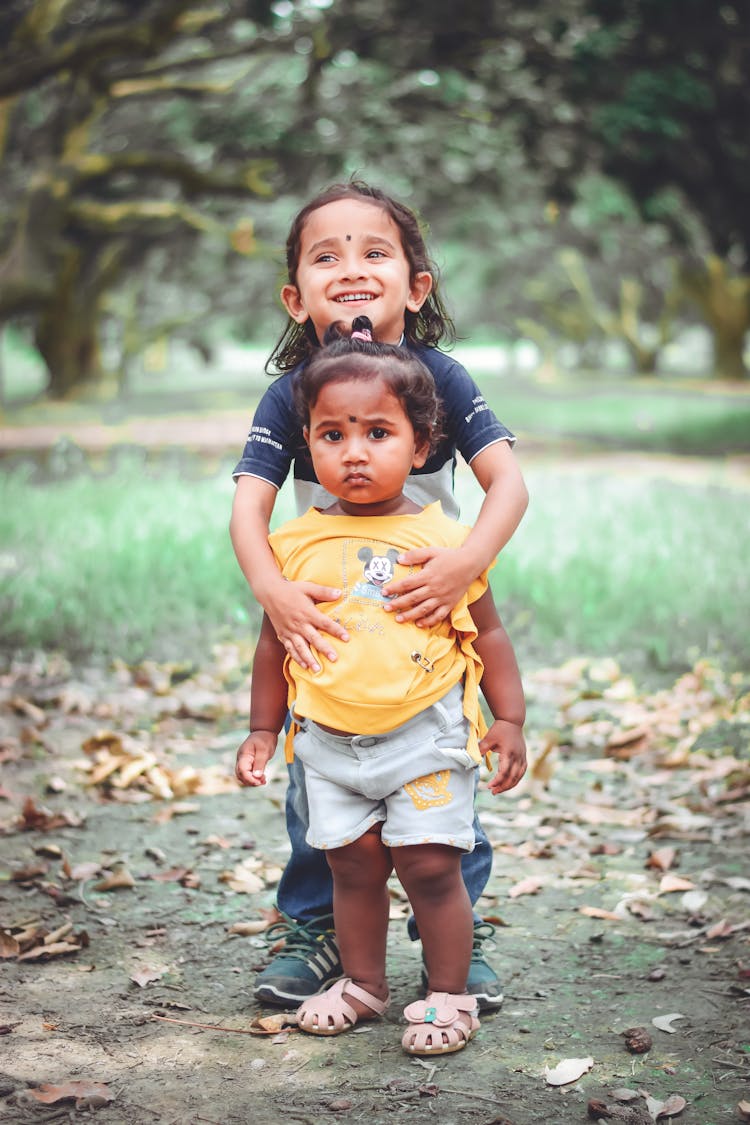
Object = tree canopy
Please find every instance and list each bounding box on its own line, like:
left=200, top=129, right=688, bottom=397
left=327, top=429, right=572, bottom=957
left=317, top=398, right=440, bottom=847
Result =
left=1, top=0, right=747, bottom=396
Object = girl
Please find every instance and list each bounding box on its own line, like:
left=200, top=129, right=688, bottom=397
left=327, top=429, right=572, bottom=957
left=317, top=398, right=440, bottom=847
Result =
left=235, top=322, right=526, bottom=1055
left=230, top=181, right=528, bottom=1010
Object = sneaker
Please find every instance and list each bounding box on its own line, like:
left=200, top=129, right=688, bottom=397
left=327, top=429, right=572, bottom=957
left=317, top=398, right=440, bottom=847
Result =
left=420, top=920, right=504, bottom=1012
left=253, top=914, right=343, bottom=1006
left=467, top=921, right=504, bottom=1010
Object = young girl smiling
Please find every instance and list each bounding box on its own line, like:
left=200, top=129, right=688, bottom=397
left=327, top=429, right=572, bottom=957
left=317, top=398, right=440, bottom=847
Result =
left=230, top=181, right=528, bottom=1011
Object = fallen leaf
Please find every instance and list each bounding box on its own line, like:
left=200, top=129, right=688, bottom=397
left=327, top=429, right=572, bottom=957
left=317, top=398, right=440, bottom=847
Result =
left=658, top=875, right=696, bottom=894
left=543, top=1056, right=594, bottom=1085
left=0, top=931, right=21, bottom=958
left=646, top=847, right=676, bottom=871
left=69, top=861, right=102, bottom=881
left=248, top=1013, right=298, bottom=1035
left=130, top=967, right=167, bottom=987
left=706, top=918, right=734, bottom=939
left=14, top=796, right=84, bottom=832
left=94, top=864, right=135, bottom=891
left=656, top=1094, right=687, bottom=1119
left=651, top=1013, right=686, bottom=1034
left=227, top=919, right=272, bottom=936
left=509, top=876, right=546, bottom=898
left=580, top=906, right=621, bottom=921
left=25, top=1081, right=114, bottom=1109
left=737, top=1100, right=750, bottom=1120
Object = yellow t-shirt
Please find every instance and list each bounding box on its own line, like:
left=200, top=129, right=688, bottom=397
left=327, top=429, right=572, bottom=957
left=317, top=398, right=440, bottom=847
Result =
left=268, top=502, right=490, bottom=762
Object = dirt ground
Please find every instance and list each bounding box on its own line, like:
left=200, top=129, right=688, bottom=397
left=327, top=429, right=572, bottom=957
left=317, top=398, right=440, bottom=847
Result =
left=1, top=648, right=748, bottom=1125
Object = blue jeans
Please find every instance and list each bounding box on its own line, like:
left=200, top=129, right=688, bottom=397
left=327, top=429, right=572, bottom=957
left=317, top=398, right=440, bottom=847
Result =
left=276, top=754, right=493, bottom=940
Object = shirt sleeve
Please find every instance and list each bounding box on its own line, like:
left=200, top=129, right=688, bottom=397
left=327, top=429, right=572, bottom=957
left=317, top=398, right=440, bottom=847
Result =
left=231, top=375, right=300, bottom=488
left=428, top=352, right=516, bottom=466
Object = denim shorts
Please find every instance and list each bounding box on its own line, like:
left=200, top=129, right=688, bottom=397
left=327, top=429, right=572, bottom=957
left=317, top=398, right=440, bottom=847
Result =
left=292, top=682, right=477, bottom=852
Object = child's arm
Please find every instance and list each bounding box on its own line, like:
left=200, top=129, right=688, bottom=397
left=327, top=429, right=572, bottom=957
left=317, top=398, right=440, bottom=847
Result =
left=383, top=441, right=528, bottom=627
left=470, top=588, right=527, bottom=795
left=230, top=475, right=349, bottom=671
left=235, top=613, right=288, bottom=787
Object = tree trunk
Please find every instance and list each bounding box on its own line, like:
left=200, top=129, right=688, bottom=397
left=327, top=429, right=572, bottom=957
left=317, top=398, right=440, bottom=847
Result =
left=680, top=256, right=750, bottom=381
left=33, top=245, right=124, bottom=399
left=35, top=264, right=106, bottom=399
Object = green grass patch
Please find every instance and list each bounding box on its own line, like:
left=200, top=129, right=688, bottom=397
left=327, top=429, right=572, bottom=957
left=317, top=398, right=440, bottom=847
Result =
left=1, top=457, right=746, bottom=674
left=481, top=378, right=750, bottom=454
left=470, top=467, right=748, bottom=671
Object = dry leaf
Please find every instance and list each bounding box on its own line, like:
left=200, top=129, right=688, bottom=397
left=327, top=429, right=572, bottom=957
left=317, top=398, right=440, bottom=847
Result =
left=658, top=875, right=696, bottom=894
left=651, top=1013, right=685, bottom=1033
left=130, top=967, right=166, bottom=987
left=249, top=1013, right=298, bottom=1035
left=656, top=1095, right=687, bottom=1119
left=646, top=847, right=676, bottom=871
left=543, top=1056, right=594, bottom=1085
left=0, top=931, right=21, bottom=958
left=15, top=796, right=84, bottom=832
left=94, top=864, right=135, bottom=891
left=69, top=860, right=102, bottom=881
left=227, top=919, right=272, bottom=936
left=25, top=1081, right=114, bottom=1109
left=580, top=906, right=621, bottom=921
left=508, top=876, right=545, bottom=898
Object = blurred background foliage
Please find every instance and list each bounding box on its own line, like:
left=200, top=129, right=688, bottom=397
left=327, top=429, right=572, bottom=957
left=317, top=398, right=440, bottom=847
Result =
left=0, top=0, right=748, bottom=403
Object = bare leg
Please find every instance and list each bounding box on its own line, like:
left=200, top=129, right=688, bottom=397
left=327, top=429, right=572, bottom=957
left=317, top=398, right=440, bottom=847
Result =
left=325, top=825, right=392, bottom=1018
left=393, top=844, right=473, bottom=993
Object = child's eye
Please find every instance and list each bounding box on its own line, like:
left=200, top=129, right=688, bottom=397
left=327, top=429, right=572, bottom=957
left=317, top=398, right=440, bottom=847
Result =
left=322, top=429, right=342, bottom=442
left=366, top=249, right=386, bottom=259
left=369, top=427, right=389, bottom=440
left=315, top=252, right=336, bottom=263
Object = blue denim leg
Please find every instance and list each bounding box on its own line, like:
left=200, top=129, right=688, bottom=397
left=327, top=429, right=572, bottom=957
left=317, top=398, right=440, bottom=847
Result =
left=275, top=755, right=334, bottom=923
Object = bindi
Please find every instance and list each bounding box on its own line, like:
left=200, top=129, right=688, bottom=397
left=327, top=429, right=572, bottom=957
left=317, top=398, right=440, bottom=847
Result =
left=349, top=415, right=357, bottom=422
left=345, top=234, right=351, bottom=241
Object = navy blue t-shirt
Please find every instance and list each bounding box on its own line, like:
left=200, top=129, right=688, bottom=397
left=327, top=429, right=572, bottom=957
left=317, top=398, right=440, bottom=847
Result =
left=232, top=344, right=515, bottom=520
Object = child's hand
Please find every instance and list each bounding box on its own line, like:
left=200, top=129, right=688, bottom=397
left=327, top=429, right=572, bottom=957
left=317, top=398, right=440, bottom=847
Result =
left=382, top=546, right=468, bottom=627
left=267, top=580, right=348, bottom=672
left=235, top=731, right=278, bottom=787
left=480, top=719, right=527, bottom=795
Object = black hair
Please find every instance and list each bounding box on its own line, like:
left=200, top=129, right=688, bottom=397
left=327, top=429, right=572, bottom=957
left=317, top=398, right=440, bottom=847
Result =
left=267, top=179, right=456, bottom=374
left=293, top=316, right=444, bottom=454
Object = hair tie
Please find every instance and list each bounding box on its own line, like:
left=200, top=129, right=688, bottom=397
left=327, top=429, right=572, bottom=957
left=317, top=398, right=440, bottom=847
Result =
left=351, top=328, right=372, bottom=342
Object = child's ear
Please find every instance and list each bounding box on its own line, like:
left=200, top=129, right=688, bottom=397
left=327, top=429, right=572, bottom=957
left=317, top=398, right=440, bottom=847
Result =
left=303, top=425, right=310, bottom=446
left=412, top=437, right=430, bottom=469
left=406, top=271, right=433, bottom=313
left=281, top=284, right=309, bottom=323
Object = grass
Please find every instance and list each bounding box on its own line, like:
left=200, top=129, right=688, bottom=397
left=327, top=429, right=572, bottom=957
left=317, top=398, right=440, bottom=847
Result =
left=1, top=454, right=746, bottom=675
left=4, top=334, right=749, bottom=455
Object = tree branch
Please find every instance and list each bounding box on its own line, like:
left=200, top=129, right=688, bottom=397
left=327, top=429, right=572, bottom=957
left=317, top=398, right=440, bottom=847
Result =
left=63, top=151, right=275, bottom=198
left=0, top=0, right=197, bottom=99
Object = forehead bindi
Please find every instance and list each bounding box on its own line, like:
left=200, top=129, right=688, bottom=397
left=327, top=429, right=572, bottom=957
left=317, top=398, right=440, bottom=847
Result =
left=312, top=377, right=407, bottom=422
left=299, top=199, right=404, bottom=256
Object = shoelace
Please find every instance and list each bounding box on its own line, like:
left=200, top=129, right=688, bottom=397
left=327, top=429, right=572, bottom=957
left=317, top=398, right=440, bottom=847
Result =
left=471, top=921, right=497, bottom=958
left=263, top=914, right=336, bottom=953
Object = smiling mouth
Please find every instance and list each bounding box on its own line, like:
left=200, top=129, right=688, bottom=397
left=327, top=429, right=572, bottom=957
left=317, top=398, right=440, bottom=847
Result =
left=334, top=292, right=376, bottom=303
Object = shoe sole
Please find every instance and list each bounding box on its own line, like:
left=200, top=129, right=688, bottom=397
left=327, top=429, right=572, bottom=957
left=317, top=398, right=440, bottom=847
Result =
left=254, top=974, right=344, bottom=1007
left=473, top=991, right=504, bottom=1012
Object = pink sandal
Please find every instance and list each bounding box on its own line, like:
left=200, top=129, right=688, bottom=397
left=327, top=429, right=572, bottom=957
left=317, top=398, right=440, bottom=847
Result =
left=296, top=977, right=390, bottom=1036
left=401, top=992, right=480, bottom=1055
